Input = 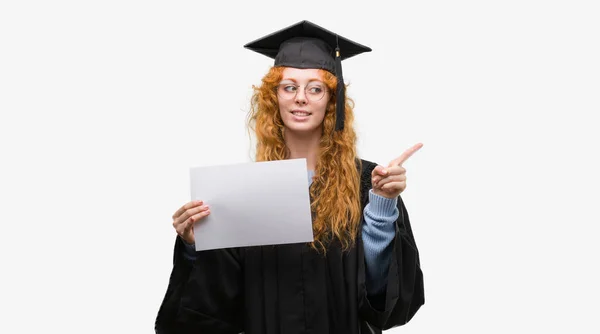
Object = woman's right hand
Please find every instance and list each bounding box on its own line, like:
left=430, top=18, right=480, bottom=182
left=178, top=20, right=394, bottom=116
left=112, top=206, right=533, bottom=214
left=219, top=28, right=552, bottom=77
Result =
left=172, top=200, right=210, bottom=245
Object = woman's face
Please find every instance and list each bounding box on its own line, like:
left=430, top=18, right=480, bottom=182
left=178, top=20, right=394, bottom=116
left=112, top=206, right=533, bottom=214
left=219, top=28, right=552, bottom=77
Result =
left=278, top=67, right=330, bottom=135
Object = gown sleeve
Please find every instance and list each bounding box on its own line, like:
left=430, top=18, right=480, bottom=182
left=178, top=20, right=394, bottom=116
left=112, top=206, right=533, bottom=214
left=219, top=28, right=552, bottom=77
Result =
left=155, top=237, right=244, bottom=334
left=357, top=161, right=425, bottom=329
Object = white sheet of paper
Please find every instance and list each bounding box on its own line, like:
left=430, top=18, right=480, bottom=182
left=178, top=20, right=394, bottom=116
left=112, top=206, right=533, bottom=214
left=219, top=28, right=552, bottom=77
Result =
left=190, top=158, right=314, bottom=251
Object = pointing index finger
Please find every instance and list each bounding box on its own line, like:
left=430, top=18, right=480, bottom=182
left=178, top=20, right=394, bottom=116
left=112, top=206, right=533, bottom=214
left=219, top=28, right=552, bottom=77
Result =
left=389, top=143, right=423, bottom=167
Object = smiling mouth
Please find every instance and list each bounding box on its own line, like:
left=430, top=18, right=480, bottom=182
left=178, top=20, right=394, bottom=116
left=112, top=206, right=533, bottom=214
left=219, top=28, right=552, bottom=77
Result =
left=291, top=110, right=312, bottom=116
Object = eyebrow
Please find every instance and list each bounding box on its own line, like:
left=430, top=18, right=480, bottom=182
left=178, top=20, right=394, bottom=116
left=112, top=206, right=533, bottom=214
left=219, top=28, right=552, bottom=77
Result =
left=280, top=78, right=324, bottom=84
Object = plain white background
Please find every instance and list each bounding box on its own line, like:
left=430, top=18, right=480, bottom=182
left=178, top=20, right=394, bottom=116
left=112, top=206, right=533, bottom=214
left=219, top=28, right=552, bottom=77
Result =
left=1, top=1, right=599, bottom=333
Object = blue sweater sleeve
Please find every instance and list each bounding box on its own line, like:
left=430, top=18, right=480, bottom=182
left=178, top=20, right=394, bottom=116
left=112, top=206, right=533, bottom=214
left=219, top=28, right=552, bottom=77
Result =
left=362, top=189, right=399, bottom=295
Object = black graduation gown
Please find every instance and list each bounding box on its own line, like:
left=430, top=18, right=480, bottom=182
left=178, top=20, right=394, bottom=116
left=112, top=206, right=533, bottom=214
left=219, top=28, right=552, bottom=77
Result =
left=155, top=159, right=424, bottom=334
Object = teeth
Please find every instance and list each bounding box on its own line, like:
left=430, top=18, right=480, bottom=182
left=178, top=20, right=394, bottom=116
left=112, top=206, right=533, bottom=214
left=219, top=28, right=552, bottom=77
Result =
left=292, top=112, right=310, bottom=116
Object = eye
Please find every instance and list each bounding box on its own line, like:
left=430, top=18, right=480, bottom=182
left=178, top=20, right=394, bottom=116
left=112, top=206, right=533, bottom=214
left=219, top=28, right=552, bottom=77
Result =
left=283, top=85, right=298, bottom=92
left=307, top=85, right=324, bottom=94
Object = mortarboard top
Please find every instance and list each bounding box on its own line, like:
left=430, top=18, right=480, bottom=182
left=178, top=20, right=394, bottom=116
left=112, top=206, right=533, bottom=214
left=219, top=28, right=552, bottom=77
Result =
left=244, top=20, right=371, bottom=131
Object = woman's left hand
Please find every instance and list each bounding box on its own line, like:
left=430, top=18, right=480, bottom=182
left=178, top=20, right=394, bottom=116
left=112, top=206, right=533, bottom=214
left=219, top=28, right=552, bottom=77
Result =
left=371, top=143, right=423, bottom=199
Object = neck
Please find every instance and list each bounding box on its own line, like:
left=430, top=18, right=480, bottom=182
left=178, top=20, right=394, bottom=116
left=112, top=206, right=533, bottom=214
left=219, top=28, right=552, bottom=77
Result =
left=284, top=128, right=321, bottom=171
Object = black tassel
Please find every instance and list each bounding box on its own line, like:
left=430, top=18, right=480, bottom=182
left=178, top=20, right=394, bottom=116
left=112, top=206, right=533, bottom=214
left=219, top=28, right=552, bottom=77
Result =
left=334, top=43, right=345, bottom=131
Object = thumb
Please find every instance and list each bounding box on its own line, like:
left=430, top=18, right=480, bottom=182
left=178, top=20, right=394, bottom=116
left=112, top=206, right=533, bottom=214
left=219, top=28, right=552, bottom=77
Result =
left=372, top=165, right=388, bottom=176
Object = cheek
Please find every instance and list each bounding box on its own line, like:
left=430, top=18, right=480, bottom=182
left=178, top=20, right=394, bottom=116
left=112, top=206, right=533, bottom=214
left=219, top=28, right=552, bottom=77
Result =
left=279, top=98, right=294, bottom=113
left=278, top=99, right=287, bottom=119
left=315, top=100, right=329, bottom=120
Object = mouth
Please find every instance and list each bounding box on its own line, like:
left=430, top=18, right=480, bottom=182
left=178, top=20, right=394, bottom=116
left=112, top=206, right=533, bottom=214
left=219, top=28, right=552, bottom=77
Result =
left=290, top=110, right=312, bottom=116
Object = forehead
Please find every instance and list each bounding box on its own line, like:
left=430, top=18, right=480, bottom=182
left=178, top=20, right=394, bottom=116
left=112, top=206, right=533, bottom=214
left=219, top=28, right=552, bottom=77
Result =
left=281, top=67, right=324, bottom=82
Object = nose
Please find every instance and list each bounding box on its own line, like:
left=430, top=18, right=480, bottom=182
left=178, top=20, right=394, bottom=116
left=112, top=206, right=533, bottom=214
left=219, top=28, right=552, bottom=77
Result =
left=294, top=87, right=308, bottom=105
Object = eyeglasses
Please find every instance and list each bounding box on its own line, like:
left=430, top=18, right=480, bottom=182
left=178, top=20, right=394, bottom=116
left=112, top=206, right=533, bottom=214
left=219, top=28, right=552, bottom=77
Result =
left=276, top=82, right=328, bottom=102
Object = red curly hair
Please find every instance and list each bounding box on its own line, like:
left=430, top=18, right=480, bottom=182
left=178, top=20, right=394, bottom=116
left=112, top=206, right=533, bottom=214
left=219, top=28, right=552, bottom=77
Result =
left=247, top=66, right=362, bottom=253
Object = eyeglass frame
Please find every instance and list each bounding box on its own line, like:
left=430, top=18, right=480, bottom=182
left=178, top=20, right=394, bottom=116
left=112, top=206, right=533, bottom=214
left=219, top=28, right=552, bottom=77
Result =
left=275, top=81, right=330, bottom=102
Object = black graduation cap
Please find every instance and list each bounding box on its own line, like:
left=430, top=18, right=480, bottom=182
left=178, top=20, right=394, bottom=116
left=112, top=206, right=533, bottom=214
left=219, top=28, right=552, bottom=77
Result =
left=244, top=20, right=372, bottom=131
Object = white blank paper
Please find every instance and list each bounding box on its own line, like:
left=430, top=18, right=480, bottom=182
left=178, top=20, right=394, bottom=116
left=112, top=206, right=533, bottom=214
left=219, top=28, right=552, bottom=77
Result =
left=190, top=158, right=314, bottom=251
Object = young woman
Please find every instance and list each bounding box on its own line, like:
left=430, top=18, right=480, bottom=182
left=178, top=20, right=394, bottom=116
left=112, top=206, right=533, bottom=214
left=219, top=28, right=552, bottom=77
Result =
left=155, top=20, right=425, bottom=334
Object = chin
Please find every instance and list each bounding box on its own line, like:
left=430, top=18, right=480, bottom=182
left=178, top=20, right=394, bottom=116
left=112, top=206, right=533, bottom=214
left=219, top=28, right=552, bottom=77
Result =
left=280, top=111, right=325, bottom=135
left=283, top=122, right=322, bottom=134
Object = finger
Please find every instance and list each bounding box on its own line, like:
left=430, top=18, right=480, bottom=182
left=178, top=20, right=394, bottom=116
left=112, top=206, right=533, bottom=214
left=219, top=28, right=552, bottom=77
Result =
left=172, top=200, right=203, bottom=220
left=176, top=209, right=211, bottom=236
left=372, top=170, right=398, bottom=185
left=388, top=142, right=423, bottom=167
left=173, top=204, right=209, bottom=227
left=384, top=165, right=406, bottom=176
left=184, top=210, right=211, bottom=231
left=376, top=174, right=406, bottom=188
left=372, top=173, right=383, bottom=185
left=375, top=175, right=406, bottom=188
left=372, top=165, right=389, bottom=177
left=381, top=181, right=406, bottom=192
left=374, top=166, right=405, bottom=184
